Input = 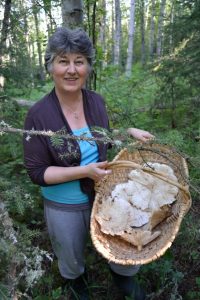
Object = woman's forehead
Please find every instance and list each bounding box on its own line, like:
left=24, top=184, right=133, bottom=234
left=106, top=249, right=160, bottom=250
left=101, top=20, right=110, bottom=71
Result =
left=58, top=53, right=86, bottom=59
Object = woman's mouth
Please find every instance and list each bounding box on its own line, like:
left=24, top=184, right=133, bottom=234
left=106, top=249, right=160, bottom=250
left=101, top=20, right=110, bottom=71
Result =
left=65, top=78, right=78, bottom=81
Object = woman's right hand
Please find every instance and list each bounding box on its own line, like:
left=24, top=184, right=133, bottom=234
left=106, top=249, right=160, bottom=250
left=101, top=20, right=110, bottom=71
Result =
left=86, top=161, right=112, bottom=181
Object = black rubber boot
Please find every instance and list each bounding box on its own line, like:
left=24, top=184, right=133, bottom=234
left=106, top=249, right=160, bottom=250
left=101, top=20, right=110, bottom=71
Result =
left=110, top=269, right=146, bottom=300
left=63, top=272, right=90, bottom=300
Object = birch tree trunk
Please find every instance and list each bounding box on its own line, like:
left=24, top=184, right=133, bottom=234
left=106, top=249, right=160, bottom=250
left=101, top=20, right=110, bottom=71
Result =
left=149, top=0, right=155, bottom=61
left=125, top=0, right=136, bottom=77
left=113, top=0, right=122, bottom=66
left=140, top=0, right=146, bottom=66
left=0, top=0, right=12, bottom=66
left=157, top=0, right=166, bottom=57
left=62, top=0, right=83, bottom=28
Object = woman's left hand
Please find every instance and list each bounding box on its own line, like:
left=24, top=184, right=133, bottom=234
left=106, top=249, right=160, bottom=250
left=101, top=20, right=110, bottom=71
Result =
left=127, top=128, right=155, bottom=142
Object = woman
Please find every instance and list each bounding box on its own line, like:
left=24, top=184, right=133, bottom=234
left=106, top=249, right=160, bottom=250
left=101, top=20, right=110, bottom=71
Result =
left=23, top=27, right=153, bottom=300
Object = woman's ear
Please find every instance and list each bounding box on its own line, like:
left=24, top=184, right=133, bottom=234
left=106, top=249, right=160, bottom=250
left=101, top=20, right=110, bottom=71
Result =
left=48, top=67, right=54, bottom=79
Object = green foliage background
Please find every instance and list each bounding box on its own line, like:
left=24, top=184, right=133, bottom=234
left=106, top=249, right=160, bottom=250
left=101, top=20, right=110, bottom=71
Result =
left=0, top=0, right=200, bottom=299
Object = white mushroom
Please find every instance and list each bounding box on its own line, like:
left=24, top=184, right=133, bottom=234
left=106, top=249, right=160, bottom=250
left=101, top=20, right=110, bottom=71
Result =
left=95, top=196, right=131, bottom=235
left=95, top=162, right=179, bottom=250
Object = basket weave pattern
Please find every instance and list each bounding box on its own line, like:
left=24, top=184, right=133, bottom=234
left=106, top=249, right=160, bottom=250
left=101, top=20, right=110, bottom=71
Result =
left=90, top=144, right=191, bottom=265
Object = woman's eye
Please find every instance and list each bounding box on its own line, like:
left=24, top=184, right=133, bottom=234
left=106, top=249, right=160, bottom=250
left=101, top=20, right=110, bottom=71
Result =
left=59, top=59, right=68, bottom=64
left=75, top=61, right=84, bottom=65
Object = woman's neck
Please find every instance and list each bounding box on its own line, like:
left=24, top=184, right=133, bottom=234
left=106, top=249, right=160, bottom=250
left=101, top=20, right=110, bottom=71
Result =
left=55, top=88, right=83, bottom=108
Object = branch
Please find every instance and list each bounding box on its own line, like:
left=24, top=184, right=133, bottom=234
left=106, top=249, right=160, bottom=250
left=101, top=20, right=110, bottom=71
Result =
left=0, top=121, right=115, bottom=145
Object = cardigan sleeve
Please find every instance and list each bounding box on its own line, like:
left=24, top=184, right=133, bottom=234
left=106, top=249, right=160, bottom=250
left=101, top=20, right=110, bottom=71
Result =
left=23, top=112, right=52, bottom=186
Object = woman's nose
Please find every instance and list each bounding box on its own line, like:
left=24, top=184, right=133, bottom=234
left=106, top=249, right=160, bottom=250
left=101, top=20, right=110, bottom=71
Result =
left=67, top=63, right=76, bottom=74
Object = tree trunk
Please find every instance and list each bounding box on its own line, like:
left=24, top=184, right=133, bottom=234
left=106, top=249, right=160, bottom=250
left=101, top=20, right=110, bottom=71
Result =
left=169, top=1, right=175, bottom=53
left=113, top=0, right=122, bottom=66
left=91, top=0, right=97, bottom=47
left=0, top=0, right=12, bottom=66
left=111, top=0, right=115, bottom=63
left=42, top=0, right=55, bottom=39
left=32, top=0, right=45, bottom=82
left=140, top=0, right=146, bottom=66
left=157, top=0, right=166, bottom=57
left=61, top=0, right=83, bottom=28
left=125, top=0, right=136, bottom=77
left=84, top=0, right=97, bottom=90
left=85, top=0, right=92, bottom=39
left=99, top=0, right=107, bottom=68
left=23, top=1, right=35, bottom=87
left=149, top=0, right=155, bottom=61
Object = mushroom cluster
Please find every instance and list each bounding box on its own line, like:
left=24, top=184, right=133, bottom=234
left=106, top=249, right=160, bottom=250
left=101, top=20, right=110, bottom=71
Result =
left=95, top=162, right=179, bottom=251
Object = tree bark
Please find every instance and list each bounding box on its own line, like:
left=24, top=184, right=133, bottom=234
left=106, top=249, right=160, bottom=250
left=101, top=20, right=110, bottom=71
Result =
left=32, top=0, right=45, bottom=82
left=99, top=0, right=107, bottom=68
left=125, top=0, right=136, bottom=76
left=42, top=0, right=55, bottom=39
left=85, top=0, right=91, bottom=37
left=169, top=1, right=175, bottom=53
left=61, top=0, right=83, bottom=28
left=140, top=0, right=146, bottom=66
left=157, top=0, right=166, bottom=57
left=149, top=0, right=156, bottom=61
left=0, top=0, right=12, bottom=66
left=23, top=1, right=35, bottom=87
left=91, top=0, right=97, bottom=47
left=113, top=0, right=122, bottom=66
left=111, top=0, right=115, bottom=63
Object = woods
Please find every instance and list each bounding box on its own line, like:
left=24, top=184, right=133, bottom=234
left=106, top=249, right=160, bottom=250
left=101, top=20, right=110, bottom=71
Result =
left=0, top=0, right=200, bottom=299
left=1, top=0, right=196, bottom=86
left=1, top=0, right=200, bottom=84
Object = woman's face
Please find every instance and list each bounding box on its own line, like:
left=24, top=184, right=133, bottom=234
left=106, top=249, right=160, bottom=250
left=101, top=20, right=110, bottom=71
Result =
left=50, top=53, right=90, bottom=94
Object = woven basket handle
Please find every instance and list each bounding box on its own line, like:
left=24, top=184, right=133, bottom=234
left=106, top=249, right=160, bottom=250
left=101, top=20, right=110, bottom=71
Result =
left=107, top=160, right=190, bottom=196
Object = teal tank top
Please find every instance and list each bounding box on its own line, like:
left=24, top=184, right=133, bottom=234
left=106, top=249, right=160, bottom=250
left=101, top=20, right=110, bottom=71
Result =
left=41, top=127, right=99, bottom=204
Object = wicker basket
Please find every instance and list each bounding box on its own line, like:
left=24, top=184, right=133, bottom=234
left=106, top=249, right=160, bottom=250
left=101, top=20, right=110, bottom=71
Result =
left=90, top=143, right=191, bottom=265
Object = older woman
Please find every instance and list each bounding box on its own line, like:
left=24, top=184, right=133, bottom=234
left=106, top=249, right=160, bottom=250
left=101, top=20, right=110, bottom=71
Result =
left=23, top=27, right=151, bottom=300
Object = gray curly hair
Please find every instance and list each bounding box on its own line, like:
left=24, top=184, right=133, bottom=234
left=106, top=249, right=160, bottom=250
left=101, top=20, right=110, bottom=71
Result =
left=45, top=27, right=94, bottom=73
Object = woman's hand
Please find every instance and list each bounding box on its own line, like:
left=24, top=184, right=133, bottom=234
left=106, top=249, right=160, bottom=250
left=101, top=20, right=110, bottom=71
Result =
left=127, top=128, right=154, bottom=142
left=86, top=161, right=112, bottom=181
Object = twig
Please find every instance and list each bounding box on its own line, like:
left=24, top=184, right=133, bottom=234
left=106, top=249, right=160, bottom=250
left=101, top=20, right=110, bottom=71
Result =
left=0, top=124, right=114, bottom=145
